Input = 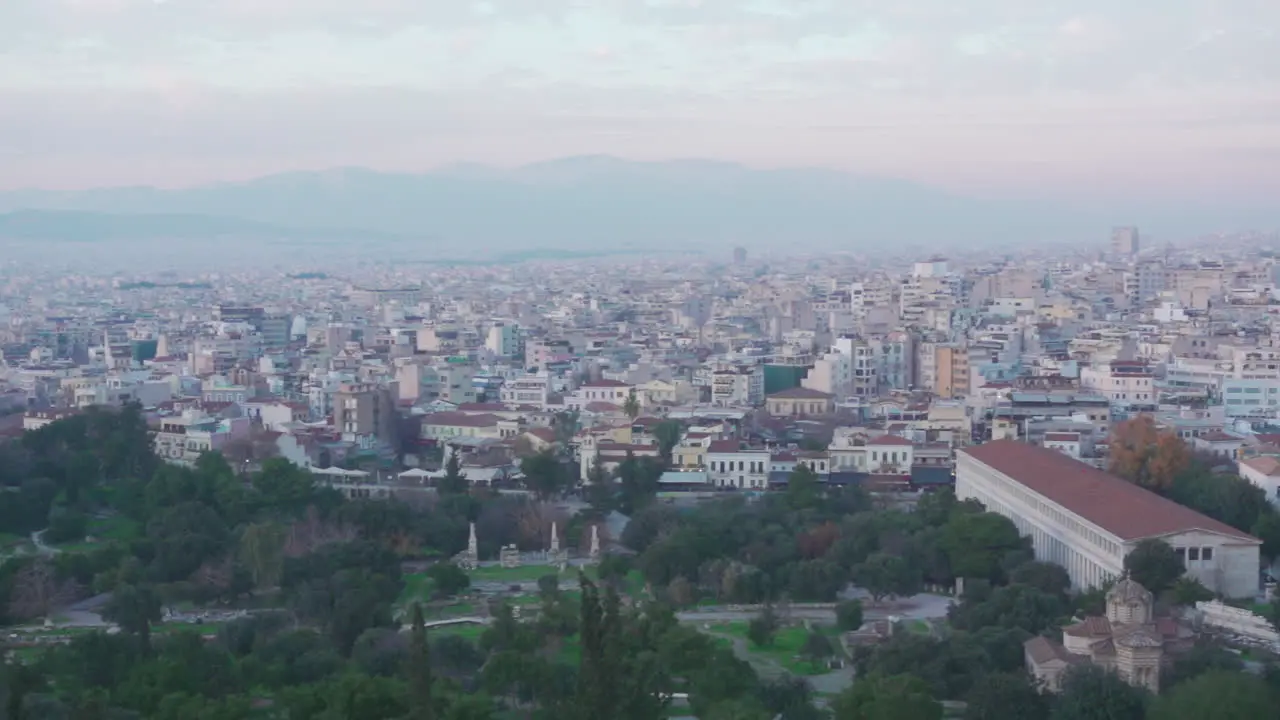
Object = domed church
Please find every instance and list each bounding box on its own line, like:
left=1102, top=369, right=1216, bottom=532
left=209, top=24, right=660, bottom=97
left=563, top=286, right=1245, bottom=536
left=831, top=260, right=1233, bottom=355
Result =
left=1024, top=578, right=1195, bottom=693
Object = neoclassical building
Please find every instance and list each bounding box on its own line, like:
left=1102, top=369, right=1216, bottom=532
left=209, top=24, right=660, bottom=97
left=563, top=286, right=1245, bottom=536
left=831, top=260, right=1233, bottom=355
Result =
left=1025, top=578, right=1194, bottom=693
left=957, top=440, right=1261, bottom=598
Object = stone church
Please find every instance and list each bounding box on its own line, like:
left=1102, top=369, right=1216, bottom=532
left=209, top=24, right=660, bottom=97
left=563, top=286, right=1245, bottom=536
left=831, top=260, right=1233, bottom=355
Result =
left=1025, top=578, right=1195, bottom=693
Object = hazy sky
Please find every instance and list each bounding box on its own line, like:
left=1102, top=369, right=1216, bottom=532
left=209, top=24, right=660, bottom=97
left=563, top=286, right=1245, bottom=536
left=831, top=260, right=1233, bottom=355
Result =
left=2, top=0, right=1278, bottom=197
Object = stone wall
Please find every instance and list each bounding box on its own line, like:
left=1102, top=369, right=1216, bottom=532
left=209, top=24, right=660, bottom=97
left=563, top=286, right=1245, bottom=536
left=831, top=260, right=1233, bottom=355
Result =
left=1195, top=600, right=1280, bottom=648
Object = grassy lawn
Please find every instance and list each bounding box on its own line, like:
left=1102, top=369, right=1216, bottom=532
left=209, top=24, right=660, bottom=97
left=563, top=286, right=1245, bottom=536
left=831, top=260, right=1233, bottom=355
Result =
left=713, top=622, right=840, bottom=676
left=431, top=623, right=487, bottom=641
left=904, top=619, right=931, bottom=635
left=470, top=565, right=568, bottom=584
left=398, top=573, right=437, bottom=607
left=89, top=515, right=140, bottom=542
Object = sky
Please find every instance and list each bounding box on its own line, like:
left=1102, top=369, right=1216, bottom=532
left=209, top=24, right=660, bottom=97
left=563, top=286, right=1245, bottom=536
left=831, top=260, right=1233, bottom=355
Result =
left=1, top=0, right=1278, bottom=198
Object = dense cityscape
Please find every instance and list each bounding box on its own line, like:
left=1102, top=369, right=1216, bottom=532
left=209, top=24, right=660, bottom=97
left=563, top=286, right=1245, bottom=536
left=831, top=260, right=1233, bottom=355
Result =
left=0, top=225, right=1278, bottom=718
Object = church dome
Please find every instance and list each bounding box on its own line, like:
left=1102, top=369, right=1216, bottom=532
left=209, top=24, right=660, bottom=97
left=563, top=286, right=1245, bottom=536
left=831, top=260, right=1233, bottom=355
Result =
left=1107, top=578, right=1153, bottom=605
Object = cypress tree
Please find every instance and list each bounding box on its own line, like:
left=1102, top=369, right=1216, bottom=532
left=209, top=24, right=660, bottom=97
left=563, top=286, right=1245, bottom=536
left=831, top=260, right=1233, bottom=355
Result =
left=576, top=574, right=606, bottom=719
left=408, top=603, right=434, bottom=720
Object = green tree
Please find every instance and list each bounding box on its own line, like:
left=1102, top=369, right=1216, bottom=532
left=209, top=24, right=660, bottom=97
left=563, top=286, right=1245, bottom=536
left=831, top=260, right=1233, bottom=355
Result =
left=617, top=452, right=664, bottom=515
left=831, top=673, right=942, bottom=720
left=1050, top=664, right=1147, bottom=720
left=1162, top=641, right=1244, bottom=690
left=949, top=584, right=1067, bottom=636
left=800, top=630, right=834, bottom=667
left=963, top=672, right=1048, bottom=720
left=941, top=512, right=1028, bottom=584
left=653, top=420, right=683, bottom=462
left=575, top=575, right=623, bottom=720
left=1122, top=539, right=1184, bottom=595
left=521, top=450, right=568, bottom=500
left=425, top=563, right=471, bottom=599
left=1251, top=509, right=1280, bottom=562
left=623, top=389, right=641, bottom=420
left=1009, top=561, right=1071, bottom=597
left=786, top=465, right=821, bottom=511
left=705, top=699, right=772, bottom=720
left=852, top=553, right=922, bottom=602
left=102, top=582, right=162, bottom=649
left=438, top=452, right=468, bottom=496
left=1148, top=671, right=1276, bottom=720
left=1168, top=576, right=1213, bottom=606
left=836, top=599, right=865, bottom=632
left=747, top=606, right=779, bottom=648
left=407, top=604, right=434, bottom=720
left=238, top=521, right=287, bottom=589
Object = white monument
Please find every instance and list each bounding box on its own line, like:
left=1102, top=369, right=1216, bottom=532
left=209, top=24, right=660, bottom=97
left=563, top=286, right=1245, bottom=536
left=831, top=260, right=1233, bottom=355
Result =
left=588, top=524, right=601, bottom=562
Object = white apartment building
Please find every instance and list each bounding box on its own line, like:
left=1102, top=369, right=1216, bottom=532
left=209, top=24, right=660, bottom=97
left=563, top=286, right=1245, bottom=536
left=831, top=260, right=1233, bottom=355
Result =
left=802, top=350, right=852, bottom=398
left=1079, top=360, right=1155, bottom=410
left=706, top=439, right=770, bottom=489
left=826, top=428, right=916, bottom=473
left=710, top=365, right=764, bottom=406
left=958, top=440, right=1260, bottom=598
left=485, top=322, right=521, bottom=358
left=1221, top=378, right=1280, bottom=418
left=499, top=371, right=551, bottom=409
left=1239, top=456, right=1280, bottom=506
left=565, top=379, right=635, bottom=410
left=1223, top=346, right=1280, bottom=380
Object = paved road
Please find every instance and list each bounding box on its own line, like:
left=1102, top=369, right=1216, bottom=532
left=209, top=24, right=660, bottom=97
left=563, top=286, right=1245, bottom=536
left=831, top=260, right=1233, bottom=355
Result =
left=675, top=592, right=954, bottom=625
left=30, top=529, right=59, bottom=557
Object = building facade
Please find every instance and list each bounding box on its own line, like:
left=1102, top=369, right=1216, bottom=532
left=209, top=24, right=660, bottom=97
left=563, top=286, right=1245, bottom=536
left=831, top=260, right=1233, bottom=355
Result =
left=957, top=440, right=1260, bottom=598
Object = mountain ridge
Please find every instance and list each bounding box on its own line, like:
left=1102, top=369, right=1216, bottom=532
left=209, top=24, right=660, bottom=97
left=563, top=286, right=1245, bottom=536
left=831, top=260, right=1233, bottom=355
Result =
left=0, top=156, right=1274, bottom=250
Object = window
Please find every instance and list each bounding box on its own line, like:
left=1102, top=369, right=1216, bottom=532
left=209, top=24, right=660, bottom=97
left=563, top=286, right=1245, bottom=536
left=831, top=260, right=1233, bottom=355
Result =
left=1201, top=547, right=1213, bottom=561
left=1188, top=548, right=1200, bottom=561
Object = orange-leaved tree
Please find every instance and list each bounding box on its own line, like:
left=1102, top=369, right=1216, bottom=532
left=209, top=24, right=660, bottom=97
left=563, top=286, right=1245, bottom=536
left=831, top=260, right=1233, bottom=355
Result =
left=1108, top=415, right=1191, bottom=491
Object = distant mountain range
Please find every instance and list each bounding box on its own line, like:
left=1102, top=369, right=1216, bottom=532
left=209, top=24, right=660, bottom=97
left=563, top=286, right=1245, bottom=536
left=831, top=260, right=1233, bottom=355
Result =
left=0, top=156, right=1274, bottom=253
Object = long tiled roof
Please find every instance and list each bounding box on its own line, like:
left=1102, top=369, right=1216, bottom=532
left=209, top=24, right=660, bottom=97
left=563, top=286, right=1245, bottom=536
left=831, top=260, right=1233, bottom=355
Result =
left=961, top=440, right=1258, bottom=543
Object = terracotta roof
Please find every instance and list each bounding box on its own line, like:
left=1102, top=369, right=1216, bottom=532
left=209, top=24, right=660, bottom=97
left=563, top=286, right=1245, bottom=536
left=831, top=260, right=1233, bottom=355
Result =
left=457, top=402, right=507, bottom=412
left=421, top=411, right=501, bottom=428
left=1241, top=456, right=1280, bottom=477
left=1025, top=636, right=1077, bottom=666
left=1197, top=431, right=1241, bottom=443
left=584, top=401, right=623, bottom=412
left=1044, top=432, right=1081, bottom=442
left=767, top=387, right=834, bottom=400
left=524, top=427, right=557, bottom=443
left=1063, top=616, right=1112, bottom=639
left=961, top=440, right=1259, bottom=543
left=708, top=439, right=742, bottom=453
left=869, top=435, right=913, bottom=446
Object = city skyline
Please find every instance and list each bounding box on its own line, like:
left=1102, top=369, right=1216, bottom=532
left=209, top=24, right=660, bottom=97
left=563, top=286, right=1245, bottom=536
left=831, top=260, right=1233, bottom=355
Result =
left=3, top=0, right=1279, bottom=199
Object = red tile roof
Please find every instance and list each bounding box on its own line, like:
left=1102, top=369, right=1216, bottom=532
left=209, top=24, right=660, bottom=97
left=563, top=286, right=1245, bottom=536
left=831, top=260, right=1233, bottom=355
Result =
left=458, top=402, right=507, bottom=412
left=1197, top=431, right=1241, bottom=443
left=1044, top=432, right=1081, bottom=442
left=767, top=387, right=833, bottom=400
left=421, top=411, right=501, bottom=428
left=1241, top=456, right=1280, bottom=477
left=708, top=439, right=742, bottom=453
left=870, top=435, right=913, bottom=446
left=584, top=401, right=623, bottom=412
left=961, top=440, right=1258, bottom=543
left=582, top=379, right=630, bottom=388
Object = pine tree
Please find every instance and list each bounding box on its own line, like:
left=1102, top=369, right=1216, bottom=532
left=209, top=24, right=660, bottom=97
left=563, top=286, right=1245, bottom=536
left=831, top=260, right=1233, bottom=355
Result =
left=439, top=451, right=468, bottom=495
left=408, top=603, right=434, bottom=720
